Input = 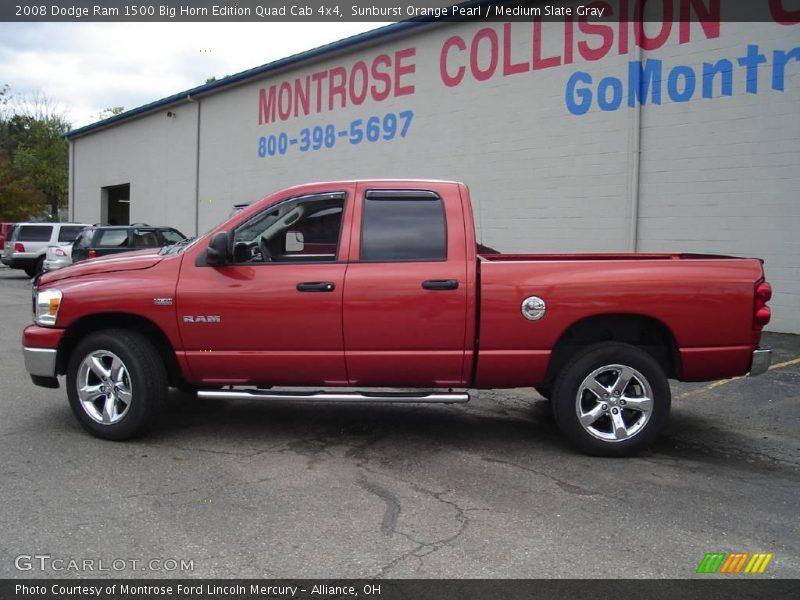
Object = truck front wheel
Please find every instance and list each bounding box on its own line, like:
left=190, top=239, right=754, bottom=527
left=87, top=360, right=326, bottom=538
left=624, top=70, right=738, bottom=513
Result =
left=551, top=342, right=670, bottom=457
left=66, top=329, right=167, bottom=440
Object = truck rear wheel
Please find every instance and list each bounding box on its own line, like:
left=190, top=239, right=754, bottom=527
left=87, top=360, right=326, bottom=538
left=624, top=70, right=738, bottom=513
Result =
left=66, top=329, right=167, bottom=440
left=551, top=342, right=670, bottom=457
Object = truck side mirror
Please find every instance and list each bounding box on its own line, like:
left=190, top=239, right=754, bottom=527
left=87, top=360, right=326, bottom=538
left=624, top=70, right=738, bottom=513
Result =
left=206, top=231, right=229, bottom=266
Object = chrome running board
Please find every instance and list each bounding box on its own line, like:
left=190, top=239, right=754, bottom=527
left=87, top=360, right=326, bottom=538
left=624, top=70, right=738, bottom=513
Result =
left=196, top=389, right=470, bottom=404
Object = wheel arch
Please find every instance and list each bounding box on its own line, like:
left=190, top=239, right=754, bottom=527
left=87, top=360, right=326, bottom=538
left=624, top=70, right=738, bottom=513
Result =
left=56, top=313, right=185, bottom=388
left=545, top=313, right=680, bottom=385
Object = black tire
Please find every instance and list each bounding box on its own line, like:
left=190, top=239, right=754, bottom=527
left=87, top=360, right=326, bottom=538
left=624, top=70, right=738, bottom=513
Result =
left=535, top=386, right=552, bottom=400
left=66, top=329, right=167, bottom=440
left=551, top=342, right=670, bottom=457
left=25, top=256, right=44, bottom=277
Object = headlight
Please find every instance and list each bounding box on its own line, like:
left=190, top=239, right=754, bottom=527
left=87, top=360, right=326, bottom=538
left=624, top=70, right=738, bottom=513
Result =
left=35, top=289, right=62, bottom=327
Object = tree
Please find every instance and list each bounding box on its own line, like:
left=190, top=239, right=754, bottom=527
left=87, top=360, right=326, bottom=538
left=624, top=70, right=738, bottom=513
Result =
left=0, top=87, right=70, bottom=221
left=96, top=106, right=125, bottom=121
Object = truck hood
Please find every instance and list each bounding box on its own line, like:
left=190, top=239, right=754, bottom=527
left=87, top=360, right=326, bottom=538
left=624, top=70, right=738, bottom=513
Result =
left=39, top=249, right=164, bottom=285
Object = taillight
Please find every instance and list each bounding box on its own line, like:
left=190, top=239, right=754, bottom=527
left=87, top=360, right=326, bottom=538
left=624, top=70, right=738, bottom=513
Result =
left=55, top=248, right=67, bottom=257
left=88, top=249, right=96, bottom=259
left=14, top=242, right=25, bottom=253
left=754, top=281, right=772, bottom=329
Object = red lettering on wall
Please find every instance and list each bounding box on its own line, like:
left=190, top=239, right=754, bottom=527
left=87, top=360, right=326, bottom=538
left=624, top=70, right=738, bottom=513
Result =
left=395, top=47, right=416, bottom=96
left=578, top=2, right=614, bottom=61
left=533, top=19, right=562, bottom=69
left=349, top=61, right=369, bottom=105
left=634, top=0, right=673, bottom=50
left=680, top=0, right=720, bottom=42
left=328, top=66, right=347, bottom=110
left=370, top=54, right=392, bottom=101
left=441, top=35, right=467, bottom=86
left=471, top=28, right=499, bottom=81
left=258, top=87, right=276, bottom=124
left=503, top=22, right=529, bottom=75
left=278, top=82, right=292, bottom=121
left=311, top=71, right=327, bottom=113
left=294, top=77, right=310, bottom=118
left=769, top=0, right=800, bottom=24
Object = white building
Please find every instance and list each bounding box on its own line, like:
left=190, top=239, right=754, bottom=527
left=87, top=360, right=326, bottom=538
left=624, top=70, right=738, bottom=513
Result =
left=66, top=5, right=800, bottom=333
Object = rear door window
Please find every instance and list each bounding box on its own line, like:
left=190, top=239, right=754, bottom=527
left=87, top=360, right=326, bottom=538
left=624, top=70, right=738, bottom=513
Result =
left=96, top=229, right=129, bottom=248
left=132, top=229, right=160, bottom=248
left=360, top=192, right=447, bottom=261
left=18, top=225, right=53, bottom=242
left=73, top=230, right=94, bottom=249
left=58, top=226, right=86, bottom=243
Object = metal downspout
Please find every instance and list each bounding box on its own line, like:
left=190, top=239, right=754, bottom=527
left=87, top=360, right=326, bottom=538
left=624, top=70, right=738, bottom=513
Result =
left=187, top=93, right=201, bottom=236
left=628, top=42, right=643, bottom=252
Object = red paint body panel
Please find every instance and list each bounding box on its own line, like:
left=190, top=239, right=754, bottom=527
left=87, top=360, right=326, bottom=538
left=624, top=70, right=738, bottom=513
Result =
left=25, top=180, right=768, bottom=390
left=175, top=181, right=356, bottom=386
left=176, top=262, right=349, bottom=385
left=342, top=181, right=469, bottom=386
left=25, top=255, right=185, bottom=373
left=475, top=257, right=765, bottom=386
left=22, top=326, right=64, bottom=349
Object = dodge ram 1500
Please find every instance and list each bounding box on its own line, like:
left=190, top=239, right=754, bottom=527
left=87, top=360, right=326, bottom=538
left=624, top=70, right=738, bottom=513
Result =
left=23, top=180, right=773, bottom=455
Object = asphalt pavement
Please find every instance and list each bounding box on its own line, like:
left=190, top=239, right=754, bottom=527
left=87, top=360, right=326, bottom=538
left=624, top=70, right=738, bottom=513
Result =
left=0, top=265, right=798, bottom=578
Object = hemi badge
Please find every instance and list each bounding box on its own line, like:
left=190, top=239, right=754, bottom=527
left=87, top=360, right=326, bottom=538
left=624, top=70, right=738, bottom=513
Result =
left=153, top=298, right=174, bottom=306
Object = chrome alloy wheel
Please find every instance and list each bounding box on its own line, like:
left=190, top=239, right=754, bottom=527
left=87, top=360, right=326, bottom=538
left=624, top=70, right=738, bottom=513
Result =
left=76, top=350, right=133, bottom=425
left=575, top=364, right=653, bottom=442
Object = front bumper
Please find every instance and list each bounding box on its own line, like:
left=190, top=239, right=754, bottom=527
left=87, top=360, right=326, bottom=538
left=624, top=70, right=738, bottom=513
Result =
left=749, top=348, right=772, bottom=376
left=23, top=347, right=57, bottom=377
left=22, top=326, right=65, bottom=388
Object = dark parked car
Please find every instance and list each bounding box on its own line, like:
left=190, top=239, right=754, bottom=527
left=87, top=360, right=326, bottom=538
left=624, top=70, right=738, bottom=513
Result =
left=71, top=224, right=186, bottom=263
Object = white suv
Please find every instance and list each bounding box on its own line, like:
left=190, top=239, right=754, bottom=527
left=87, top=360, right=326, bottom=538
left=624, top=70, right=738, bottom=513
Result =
left=1, top=222, right=89, bottom=276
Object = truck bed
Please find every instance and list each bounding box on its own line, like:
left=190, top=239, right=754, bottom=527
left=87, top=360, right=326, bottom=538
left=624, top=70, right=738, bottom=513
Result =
left=473, top=253, right=765, bottom=387
left=479, top=252, right=745, bottom=262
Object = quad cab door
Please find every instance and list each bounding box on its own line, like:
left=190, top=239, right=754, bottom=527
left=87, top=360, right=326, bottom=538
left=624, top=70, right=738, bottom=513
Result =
left=176, top=185, right=355, bottom=386
left=342, top=182, right=470, bottom=387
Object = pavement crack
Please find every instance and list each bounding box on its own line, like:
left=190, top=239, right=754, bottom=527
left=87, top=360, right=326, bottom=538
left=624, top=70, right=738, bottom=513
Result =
left=355, top=469, right=473, bottom=578
left=482, top=456, right=604, bottom=498
left=157, top=443, right=254, bottom=457
left=357, top=475, right=401, bottom=536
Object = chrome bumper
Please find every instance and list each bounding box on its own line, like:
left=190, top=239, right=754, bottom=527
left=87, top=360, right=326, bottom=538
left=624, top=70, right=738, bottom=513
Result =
left=749, top=348, right=772, bottom=377
left=23, top=347, right=57, bottom=378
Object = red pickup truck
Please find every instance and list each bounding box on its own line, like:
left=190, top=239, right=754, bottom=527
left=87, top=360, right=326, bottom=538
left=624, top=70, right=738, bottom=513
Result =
left=23, top=180, right=773, bottom=456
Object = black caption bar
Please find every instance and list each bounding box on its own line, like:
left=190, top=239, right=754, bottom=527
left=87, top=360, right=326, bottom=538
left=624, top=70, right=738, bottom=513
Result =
left=0, top=0, right=795, bottom=22
left=3, top=580, right=800, bottom=600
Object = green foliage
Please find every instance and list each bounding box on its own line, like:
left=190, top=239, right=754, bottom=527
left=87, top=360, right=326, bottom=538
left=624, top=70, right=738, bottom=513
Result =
left=0, top=87, right=70, bottom=221
left=96, top=106, right=125, bottom=121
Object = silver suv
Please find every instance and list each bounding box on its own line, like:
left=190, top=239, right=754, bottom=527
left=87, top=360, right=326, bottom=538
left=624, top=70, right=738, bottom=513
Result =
left=1, top=222, right=89, bottom=276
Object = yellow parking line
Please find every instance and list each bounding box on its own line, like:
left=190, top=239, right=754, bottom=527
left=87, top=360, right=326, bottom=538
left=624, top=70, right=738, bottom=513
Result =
left=678, top=355, right=799, bottom=399
left=769, top=357, right=800, bottom=371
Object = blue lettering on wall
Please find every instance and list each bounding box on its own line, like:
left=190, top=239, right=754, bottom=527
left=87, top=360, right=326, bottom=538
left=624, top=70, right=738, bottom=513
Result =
left=628, top=59, right=662, bottom=107
left=702, top=59, right=733, bottom=98
left=773, top=47, right=800, bottom=91
left=565, top=72, right=593, bottom=116
left=565, top=44, right=800, bottom=115
left=667, top=66, right=696, bottom=102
